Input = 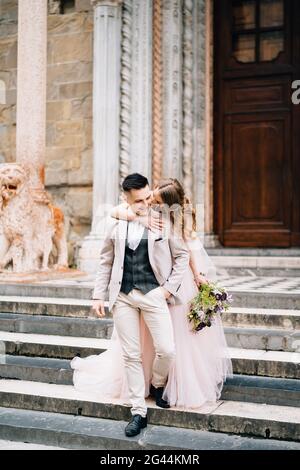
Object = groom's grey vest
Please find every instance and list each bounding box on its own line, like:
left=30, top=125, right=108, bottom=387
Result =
left=120, top=223, right=159, bottom=295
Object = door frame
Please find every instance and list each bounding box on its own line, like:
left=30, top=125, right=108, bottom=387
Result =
left=213, top=0, right=300, bottom=247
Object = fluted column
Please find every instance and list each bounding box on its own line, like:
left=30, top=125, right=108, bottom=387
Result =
left=16, top=0, right=48, bottom=189
left=78, top=0, right=122, bottom=272
left=91, top=0, right=122, bottom=231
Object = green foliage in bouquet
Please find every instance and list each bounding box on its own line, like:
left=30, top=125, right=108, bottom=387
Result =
left=187, top=282, right=232, bottom=332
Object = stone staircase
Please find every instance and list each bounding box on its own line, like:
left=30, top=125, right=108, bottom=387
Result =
left=0, top=256, right=299, bottom=449
left=207, top=247, right=300, bottom=278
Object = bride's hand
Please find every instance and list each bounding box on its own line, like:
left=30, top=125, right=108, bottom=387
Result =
left=194, top=273, right=208, bottom=287
left=138, top=212, right=163, bottom=232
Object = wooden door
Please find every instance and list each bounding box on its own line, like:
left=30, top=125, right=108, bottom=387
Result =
left=214, top=0, right=300, bottom=246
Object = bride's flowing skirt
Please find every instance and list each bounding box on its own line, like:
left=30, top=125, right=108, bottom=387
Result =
left=71, top=328, right=128, bottom=400
left=162, top=305, right=232, bottom=408
left=71, top=237, right=233, bottom=409
left=71, top=316, right=156, bottom=404
left=161, top=237, right=233, bottom=408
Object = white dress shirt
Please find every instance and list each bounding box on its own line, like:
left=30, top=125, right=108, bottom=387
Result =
left=127, top=220, right=145, bottom=251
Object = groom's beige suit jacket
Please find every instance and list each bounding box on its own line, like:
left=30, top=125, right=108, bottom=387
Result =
left=92, top=214, right=190, bottom=311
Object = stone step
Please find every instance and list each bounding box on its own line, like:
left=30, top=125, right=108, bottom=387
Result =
left=207, top=248, right=300, bottom=257
left=0, top=439, right=65, bottom=450
left=207, top=247, right=300, bottom=277
left=1, top=299, right=300, bottom=334
left=0, top=296, right=98, bottom=318
left=222, top=307, right=300, bottom=329
left=209, top=251, right=300, bottom=278
left=228, top=289, right=300, bottom=310
left=218, top=268, right=300, bottom=278
left=1, top=407, right=299, bottom=450
left=0, top=380, right=299, bottom=442
left=0, top=355, right=72, bottom=385
left=0, top=331, right=109, bottom=360
left=1, top=282, right=300, bottom=310
left=0, top=284, right=92, bottom=300
left=0, top=312, right=113, bottom=338
left=1, top=312, right=299, bottom=352
left=0, top=355, right=299, bottom=407
left=0, top=332, right=299, bottom=378
left=231, top=348, right=300, bottom=379
left=224, top=326, right=300, bottom=352
left=223, top=374, right=300, bottom=407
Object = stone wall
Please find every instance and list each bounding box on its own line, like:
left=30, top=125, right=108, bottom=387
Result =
left=0, top=0, right=94, bottom=267
left=0, top=0, right=18, bottom=165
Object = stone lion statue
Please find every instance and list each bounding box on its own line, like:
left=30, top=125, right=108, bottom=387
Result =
left=0, top=163, right=68, bottom=273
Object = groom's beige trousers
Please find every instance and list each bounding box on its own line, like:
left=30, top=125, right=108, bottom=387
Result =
left=111, top=286, right=176, bottom=417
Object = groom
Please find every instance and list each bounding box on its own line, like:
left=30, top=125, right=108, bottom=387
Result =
left=91, top=173, right=189, bottom=437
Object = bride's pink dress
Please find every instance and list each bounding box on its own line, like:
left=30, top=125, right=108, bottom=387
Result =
left=71, top=238, right=233, bottom=409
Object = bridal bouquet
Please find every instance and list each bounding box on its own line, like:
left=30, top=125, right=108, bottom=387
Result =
left=188, top=282, right=233, bottom=332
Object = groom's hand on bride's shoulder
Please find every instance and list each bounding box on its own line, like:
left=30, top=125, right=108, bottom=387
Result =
left=91, top=299, right=106, bottom=317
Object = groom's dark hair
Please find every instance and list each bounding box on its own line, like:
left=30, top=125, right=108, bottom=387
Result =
left=122, top=173, right=149, bottom=192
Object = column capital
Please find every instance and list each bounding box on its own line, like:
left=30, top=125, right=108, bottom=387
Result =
left=91, top=0, right=122, bottom=7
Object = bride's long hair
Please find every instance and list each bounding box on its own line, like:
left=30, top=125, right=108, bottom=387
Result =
left=154, top=178, right=196, bottom=240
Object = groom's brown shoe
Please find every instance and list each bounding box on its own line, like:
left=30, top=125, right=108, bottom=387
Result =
left=150, top=384, right=170, bottom=408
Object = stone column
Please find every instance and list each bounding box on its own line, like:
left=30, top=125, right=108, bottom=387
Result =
left=182, top=0, right=194, bottom=201
left=78, top=0, right=122, bottom=272
left=130, top=0, right=153, bottom=179
left=16, top=0, right=48, bottom=189
left=192, top=0, right=219, bottom=246
left=119, top=0, right=132, bottom=191
left=152, top=0, right=164, bottom=186
left=203, top=0, right=219, bottom=246
left=119, top=0, right=154, bottom=188
left=162, top=0, right=183, bottom=181
left=191, top=0, right=205, bottom=239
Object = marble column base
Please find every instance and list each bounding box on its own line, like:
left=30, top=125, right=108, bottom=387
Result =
left=203, top=233, right=221, bottom=248
left=76, top=235, right=105, bottom=273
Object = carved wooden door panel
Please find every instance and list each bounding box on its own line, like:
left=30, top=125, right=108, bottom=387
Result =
left=214, top=0, right=300, bottom=246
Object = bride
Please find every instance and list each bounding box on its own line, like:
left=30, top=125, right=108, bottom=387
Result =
left=71, top=178, right=232, bottom=409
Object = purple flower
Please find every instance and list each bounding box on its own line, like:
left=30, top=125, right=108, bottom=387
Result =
left=188, top=281, right=233, bottom=333
left=196, top=322, right=206, bottom=331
